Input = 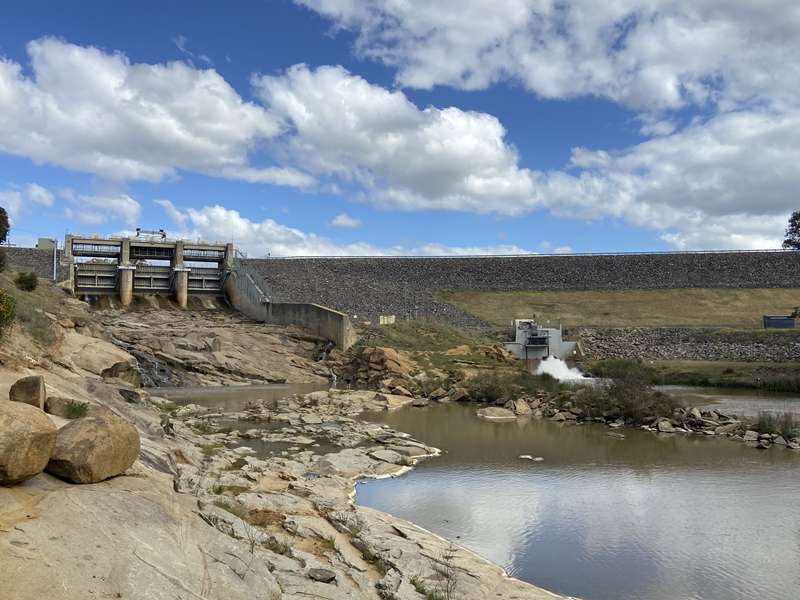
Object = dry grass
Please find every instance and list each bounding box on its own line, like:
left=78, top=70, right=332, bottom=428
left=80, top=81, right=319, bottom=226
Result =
left=439, top=288, right=800, bottom=329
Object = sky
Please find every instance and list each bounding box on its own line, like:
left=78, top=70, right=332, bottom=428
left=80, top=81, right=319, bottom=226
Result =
left=0, top=0, right=798, bottom=256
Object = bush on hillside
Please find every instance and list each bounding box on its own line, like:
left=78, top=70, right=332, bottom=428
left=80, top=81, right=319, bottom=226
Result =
left=14, top=272, right=38, bottom=291
left=0, top=288, right=15, bottom=331
left=0, top=248, right=6, bottom=272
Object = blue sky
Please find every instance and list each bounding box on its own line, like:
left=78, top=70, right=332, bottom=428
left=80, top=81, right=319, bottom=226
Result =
left=0, top=0, right=797, bottom=255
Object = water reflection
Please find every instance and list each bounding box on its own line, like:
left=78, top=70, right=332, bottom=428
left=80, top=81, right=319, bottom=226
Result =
left=151, top=382, right=327, bottom=412
left=357, top=404, right=800, bottom=600
left=659, top=385, right=800, bottom=418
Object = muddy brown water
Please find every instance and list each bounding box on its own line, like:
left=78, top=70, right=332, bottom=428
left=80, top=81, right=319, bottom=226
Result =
left=357, top=403, right=800, bottom=600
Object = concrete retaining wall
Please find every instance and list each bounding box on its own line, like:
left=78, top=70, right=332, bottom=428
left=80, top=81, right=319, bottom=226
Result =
left=245, top=251, right=800, bottom=325
left=3, top=247, right=64, bottom=280
left=269, top=303, right=357, bottom=350
left=225, top=270, right=356, bottom=349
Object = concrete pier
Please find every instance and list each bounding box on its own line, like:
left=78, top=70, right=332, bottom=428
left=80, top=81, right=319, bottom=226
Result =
left=173, top=268, right=189, bottom=308
left=118, top=266, right=135, bottom=306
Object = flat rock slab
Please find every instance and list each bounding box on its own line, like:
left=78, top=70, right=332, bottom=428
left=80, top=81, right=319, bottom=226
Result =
left=477, top=407, right=516, bottom=420
left=308, top=568, right=337, bottom=583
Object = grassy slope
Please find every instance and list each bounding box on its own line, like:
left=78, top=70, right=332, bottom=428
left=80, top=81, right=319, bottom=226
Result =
left=439, top=288, right=800, bottom=329
left=0, top=271, right=85, bottom=344
left=586, top=359, right=800, bottom=392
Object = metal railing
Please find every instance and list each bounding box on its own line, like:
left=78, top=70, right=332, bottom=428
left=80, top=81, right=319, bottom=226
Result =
left=231, top=249, right=271, bottom=310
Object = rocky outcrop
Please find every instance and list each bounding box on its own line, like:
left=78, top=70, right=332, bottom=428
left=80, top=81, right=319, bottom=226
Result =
left=581, top=327, right=800, bottom=362
left=0, top=402, right=56, bottom=484
left=46, top=414, right=141, bottom=483
left=339, top=346, right=417, bottom=386
left=9, top=375, right=46, bottom=409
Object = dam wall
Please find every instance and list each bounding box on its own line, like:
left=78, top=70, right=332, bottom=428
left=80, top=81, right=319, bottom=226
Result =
left=245, top=250, right=800, bottom=325
left=3, top=247, right=64, bottom=280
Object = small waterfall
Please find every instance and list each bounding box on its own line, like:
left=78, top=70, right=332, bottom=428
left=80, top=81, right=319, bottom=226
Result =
left=535, top=356, right=587, bottom=381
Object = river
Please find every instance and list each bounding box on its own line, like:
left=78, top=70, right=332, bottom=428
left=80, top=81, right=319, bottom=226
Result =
left=357, top=402, right=800, bottom=600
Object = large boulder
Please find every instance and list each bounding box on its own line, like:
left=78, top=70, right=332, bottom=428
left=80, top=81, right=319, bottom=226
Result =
left=476, top=407, right=516, bottom=420
left=46, top=414, right=141, bottom=484
left=0, top=402, right=57, bottom=485
left=9, top=375, right=47, bottom=409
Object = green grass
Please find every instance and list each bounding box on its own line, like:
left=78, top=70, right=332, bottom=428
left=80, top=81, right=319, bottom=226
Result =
left=0, top=271, right=86, bottom=344
left=357, top=318, right=493, bottom=352
left=439, top=288, right=800, bottom=329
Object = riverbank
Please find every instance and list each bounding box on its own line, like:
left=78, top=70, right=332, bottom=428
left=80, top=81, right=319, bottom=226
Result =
left=163, top=387, right=572, bottom=599
left=0, top=279, right=573, bottom=599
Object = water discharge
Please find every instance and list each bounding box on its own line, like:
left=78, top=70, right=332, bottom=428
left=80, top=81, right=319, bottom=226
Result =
left=534, top=356, right=587, bottom=381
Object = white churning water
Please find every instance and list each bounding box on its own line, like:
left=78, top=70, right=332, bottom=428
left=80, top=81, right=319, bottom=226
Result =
left=534, top=356, right=587, bottom=381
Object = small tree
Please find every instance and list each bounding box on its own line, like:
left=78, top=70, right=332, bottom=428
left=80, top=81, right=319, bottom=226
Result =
left=0, top=206, right=8, bottom=245
left=0, top=288, right=14, bottom=331
left=783, top=210, right=800, bottom=250
left=0, top=206, right=8, bottom=272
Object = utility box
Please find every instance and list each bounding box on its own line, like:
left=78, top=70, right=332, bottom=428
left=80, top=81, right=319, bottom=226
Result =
left=763, top=315, right=796, bottom=329
left=504, top=319, right=577, bottom=360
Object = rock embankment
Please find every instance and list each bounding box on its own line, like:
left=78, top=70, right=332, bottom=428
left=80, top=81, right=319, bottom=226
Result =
left=581, top=327, right=800, bottom=362
left=247, top=251, right=800, bottom=324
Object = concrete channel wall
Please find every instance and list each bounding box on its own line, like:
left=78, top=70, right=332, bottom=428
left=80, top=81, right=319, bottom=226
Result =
left=245, top=250, right=800, bottom=325
left=269, top=303, right=358, bottom=350
left=225, top=269, right=356, bottom=349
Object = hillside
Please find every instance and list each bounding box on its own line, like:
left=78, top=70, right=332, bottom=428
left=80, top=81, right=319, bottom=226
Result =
left=438, top=288, right=800, bottom=329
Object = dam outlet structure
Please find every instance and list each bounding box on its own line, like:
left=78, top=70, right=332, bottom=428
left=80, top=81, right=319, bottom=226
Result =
left=63, top=234, right=234, bottom=308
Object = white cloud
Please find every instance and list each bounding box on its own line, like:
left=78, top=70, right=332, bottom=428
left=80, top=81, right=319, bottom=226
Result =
left=157, top=202, right=531, bottom=256
left=64, top=193, right=141, bottom=227
left=253, top=64, right=538, bottom=215
left=153, top=199, right=187, bottom=227
left=330, top=213, right=362, bottom=228
left=296, top=0, right=800, bottom=112
left=0, top=182, right=55, bottom=222
left=0, top=37, right=300, bottom=186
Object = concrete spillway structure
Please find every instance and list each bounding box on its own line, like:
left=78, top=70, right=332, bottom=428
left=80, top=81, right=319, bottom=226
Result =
left=64, top=235, right=233, bottom=307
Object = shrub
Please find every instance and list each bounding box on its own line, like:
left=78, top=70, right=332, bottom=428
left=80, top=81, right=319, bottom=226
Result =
left=464, top=370, right=561, bottom=403
left=14, top=272, right=38, bottom=291
left=0, top=288, right=14, bottom=331
left=756, top=411, right=798, bottom=438
left=65, top=401, right=90, bottom=419
left=0, top=248, right=6, bottom=272
left=570, top=363, right=682, bottom=423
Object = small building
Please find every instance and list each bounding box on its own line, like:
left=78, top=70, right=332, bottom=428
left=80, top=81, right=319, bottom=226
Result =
left=763, top=315, right=796, bottom=329
left=36, top=238, right=56, bottom=250
left=504, top=319, right=577, bottom=361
